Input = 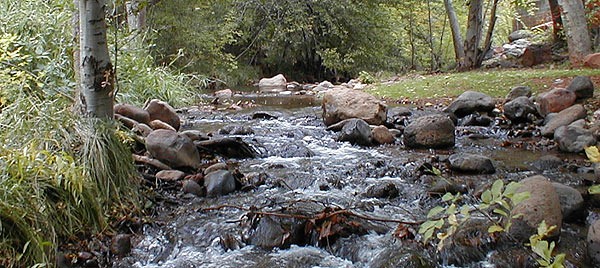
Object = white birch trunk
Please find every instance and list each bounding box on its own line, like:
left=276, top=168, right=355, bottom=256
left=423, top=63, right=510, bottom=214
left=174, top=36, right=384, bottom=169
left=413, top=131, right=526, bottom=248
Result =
left=557, top=0, right=593, bottom=66
left=444, top=0, right=465, bottom=66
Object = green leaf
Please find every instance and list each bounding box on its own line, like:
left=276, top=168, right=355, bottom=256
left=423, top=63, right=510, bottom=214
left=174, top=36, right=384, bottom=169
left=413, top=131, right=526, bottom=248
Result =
left=493, top=208, right=508, bottom=217
left=442, top=192, right=454, bottom=202
left=491, top=180, right=504, bottom=200
left=552, top=253, right=566, bottom=267
left=488, top=225, right=504, bottom=233
left=481, top=190, right=492, bottom=203
left=434, top=219, right=444, bottom=229
left=446, top=203, right=457, bottom=215
left=503, top=182, right=520, bottom=196
left=427, top=206, right=445, bottom=219
left=418, top=220, right=436, bottom=234
left=423, top=228, right=434, bottom=242
left=511, top=191, right=531, bottom=205
left=590, top=185, right=600, bottom=195
left=460, top=205, right=470, bottom=216
left=478, top=203, right=490, bottom=210
left=585, top=146, right=600, bottom=163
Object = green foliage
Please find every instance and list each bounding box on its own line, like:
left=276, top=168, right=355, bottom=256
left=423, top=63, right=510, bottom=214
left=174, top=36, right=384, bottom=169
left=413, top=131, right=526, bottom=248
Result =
left=528, top=221, right=565, bottom=268
left=478, top=180, right=530, bottom=233
left=418, top=192, right=471, bottom=251
left=358, top=71, right=376, bottom=84
left=584, top=146, right=600, bottom=195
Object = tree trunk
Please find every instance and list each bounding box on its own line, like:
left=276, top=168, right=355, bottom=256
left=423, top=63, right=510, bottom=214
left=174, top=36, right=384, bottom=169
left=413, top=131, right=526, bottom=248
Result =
left=557, top=0, right=593, bottom=66
left=478, top=0, right=500, bottom=65
left=125, top=0, right=147, bottom=33
left=79, top=0, right=114, bottom=118
left=444, top=0, right=465, bottom=67
left=548, top=0, right=564, bottom=43
left=463, top=0, right=484, bottom=70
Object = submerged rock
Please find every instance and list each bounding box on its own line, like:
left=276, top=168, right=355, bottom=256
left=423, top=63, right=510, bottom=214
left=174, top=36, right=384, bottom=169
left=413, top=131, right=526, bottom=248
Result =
left=403, top=114, right=455, bottom=148
left=219, top=124, right=254, bottom=135
left=145, top=99, right=181, bottom=131
left=337, top=118, right=372, bottom=146
left=531, top=155, right=563, bottom=170
left=566, top=76, right=594, bottom=100
left=322, top=88, right=387, bottom=126
left=362, top=181, right=399, bottom=198
left=204, top=170, right=237, bottom=197
left=146, top=129, right=200, bottom=169
left=541, top=104, right=586, bottom=137
left=448, top=153, right=495, bottom=174
left=246, top=216, right=302, bottom=249
left=443, top=91, right=495, bottom=117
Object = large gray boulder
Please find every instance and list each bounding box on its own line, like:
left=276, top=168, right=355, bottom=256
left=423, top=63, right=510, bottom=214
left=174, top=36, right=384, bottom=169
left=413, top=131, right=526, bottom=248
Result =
left=145, top=129, right=200, bottom=169
left=503, top=96, right=537, bottom=122
left=448, top=153, right=495, bottom=174
left=337, top=118, right=372, bottom=146
left=444, top=91, right=495, bottom=117
left=566, top=76, right=594, bottom=100
left=551, top=182, right=583, bottom=220
left=145, top=99, right=181, bottom=131
left=508, top=30, right=533, bottom=42
left=504, top=86, right=532, bottom=103
left=322, top=88, right=387, bottom=126
left=204, top=170, right=237, bottom=197
left=403, top=114, right=455, bottom=148
left=554, top=125, right=596, bottom=153
left=541, top=104, right=586, bottom=137
left=509, top=175, right=562, bottom=241
left=259, top=74, right=287, bottom=92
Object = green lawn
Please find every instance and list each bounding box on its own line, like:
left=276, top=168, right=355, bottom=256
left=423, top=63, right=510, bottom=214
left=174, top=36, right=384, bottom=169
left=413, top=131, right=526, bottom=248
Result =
left=372, top=68, right=600, bottom=99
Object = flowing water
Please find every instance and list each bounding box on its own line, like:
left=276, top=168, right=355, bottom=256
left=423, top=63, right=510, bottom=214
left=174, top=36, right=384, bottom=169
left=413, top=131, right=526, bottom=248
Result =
left=114, top=91, right=596, bottom=268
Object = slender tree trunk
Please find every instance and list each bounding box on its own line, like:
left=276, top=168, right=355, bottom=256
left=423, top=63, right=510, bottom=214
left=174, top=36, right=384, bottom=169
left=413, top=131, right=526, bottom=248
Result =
left=444, top=0, right=465, bottom=67
left=548, top=0, right=564, bottom=43
left=463, top=0, right=484, bottom=70
left=72, top=0, right=81, bottom=84
left=478, top=0, right=500, bottom=65
left=557, top=0, right=593, bottom=66
left=79, top=0, right=114, bottom=118
left=409, top=5, right=416, bottom=70
left=125, top=0, right=147, bottom=33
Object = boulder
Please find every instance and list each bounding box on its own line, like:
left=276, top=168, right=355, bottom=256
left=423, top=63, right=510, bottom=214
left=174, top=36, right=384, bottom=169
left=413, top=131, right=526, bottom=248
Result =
left=362, top=181, right=399, bottom=199
left=541, top=104, right=586, bottom=137
left=505, top=86, right=532, bottom=103
left=538, top=88, right=576, bottom=116
left=566, top=76, right=594, bottom=100
left=218, top=124, right=254, bottom=135
left=584, top=53, right=600, bottom=69
left=145, top=129, right=200, bottom=169
left=145, top=99, right=180, bottom=131
left=215, top=89, right=233, bottom=99
left=259, top=74, right=287, bottom=92
left=554, top=125, right=596, bottom=153
left=203, top=162, right=228, bottom=175
left=111, top=234, right=131, bottom=257
left=287, top=82, right=302, bottom=91
left=314, top=81, right=334, bottom=91
left=182, top=180, right=205, bottom=197
left=403, top=114, right=455, bottom=148
left=204, top=170, right=237, bottom=197
left=180, top=130, right=210, bottom=142
left=337, top=118, right=372, bottom=146
left=443, top=91, right=495, bottom=117
left=371, top=125, right=395, bottom=144
left=246, top=216, right=300, bottom=249
left=588, top=220, right=600, bottom=265
left=520, top=44, right=552, bottom=67
left=149, top=119, right=176, bottom=131
left=509, top=175, right=562, bottom=241
left=508, top=30, right=533, bottom=42
left=156, top=170, right=186, bottom=181
left=551, top=183, right=583, bottom=220
left=114, top=104, right=150, bottom=125
left=503, top=96, right=537, bottom=122
left=448, top=153, right=495, bottom=174
left=322, top=88, right=387, bottom=126
left=131, top=123, right=152, bottom=137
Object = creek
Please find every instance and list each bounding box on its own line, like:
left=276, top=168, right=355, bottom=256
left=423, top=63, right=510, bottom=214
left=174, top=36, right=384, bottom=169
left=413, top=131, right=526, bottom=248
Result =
left=114, top=90, right=596, bottom=268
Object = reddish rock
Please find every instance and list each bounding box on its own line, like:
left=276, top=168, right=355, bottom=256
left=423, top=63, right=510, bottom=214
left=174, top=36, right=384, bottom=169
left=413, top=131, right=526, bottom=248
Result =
left=538, top=88, right=576, bottom=116
left=372, top=125, right=395, bottom=144
left=145, top=99, right=180, bottom=131
left=520, top=45, right=552, bottom=67
left=322, top=88, right=387, bottom=126
left=584, top=53, right=600, bottom=69
left=114, top=104, right=150, bottom=125
left=156, top=170, right=186, bottom=181
left=149, top=119, right=176, bottom=131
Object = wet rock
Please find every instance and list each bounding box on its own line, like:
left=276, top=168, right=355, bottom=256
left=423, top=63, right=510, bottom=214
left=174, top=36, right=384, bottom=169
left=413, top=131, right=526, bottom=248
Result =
left=314, top=80, right=334, bottom=91
left=259, top=74, right=287, bottom=92
left=584, top=53, right=600, bottom=69
left=371, top=125, right=395, bottom=145
left=326, top=118, right=355, bottom=132
left=362, top=182, right=399, bottom=198
left=403, top=114, right=455, bottom=148
left=588, top=220, right=600, bottom=265
left=389, top=128, right=403, bottom=137
left=554, top=125, right=596, bottom=153
left=156, top=170, right=186, bottom=181
left=268, top=140, right=315, bottom=158
left=538, top=88, right=576, bottom=116
left=180, top=130, right=210, bottom=142
left=505, top=86, right=532, bottom=103
left=440, top=218, right=495, bottom=265
left=551, top=183, right=583, bottom=220
left=246, top=216, right=300, bottom=249
left=392, top=107, right=412, bottom=116
left=251, top=112, right=280, bottom=120
left=370, top=243, right=436, bottom=268
left=443, top=91, right=495, bottom=117
left=240, top=172, right=267, bottom=190
left=337, top=118, right=372, bottom=146
left=567, top=76, right=594, bottom=100
left=182, top=180, right=205, bottom=197
left=204, top=162, right=228, bottom=175
left=287, top=81, right=302, bottom=91
left=111, top=234, right=131, bottom=257
left=218, top=124, right=254, bottom=135
left=448, top=153, right=495, bottom=174
left=195, top=137, right=256, bottom=158
left=115, top=103, right=150, bottom=125
left=503, top=96, right=537, bottom=122
left=322, top=88, right=387, bottom=126
left=428, top=177, right=467, bottom=195
left=145, top=99, right=180, bottom=131
left=149, top=119, right=176, bottom=131
left=204, top=170, right=237, bottom=197
left=115, top=114, right=139, bottom=129
left=146, top=129, right=200, bottom=169
left=508, top=29, right=533, bottom=42
left=531, top=155, right=563, bottom=170
left=509, top=175, right=562, bottom=241
left=132, top=123, right=153, bottom=137
left=487, top=247, right=538, bottom=268
left=215, top=88, right=233, bottom=99
left=459, top=113, right=493, bottom=126
left=541, top=104, right=587, bottom=137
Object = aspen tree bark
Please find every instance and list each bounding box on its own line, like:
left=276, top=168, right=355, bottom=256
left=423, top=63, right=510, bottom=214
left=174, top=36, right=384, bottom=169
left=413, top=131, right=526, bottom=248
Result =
left=79, top=0, right=114, bottom=118
left=444, top=0, right=465, bottom=67
left=463, top=0, right=484, bottom=70
left=557, top=0, right=593, bottom=66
